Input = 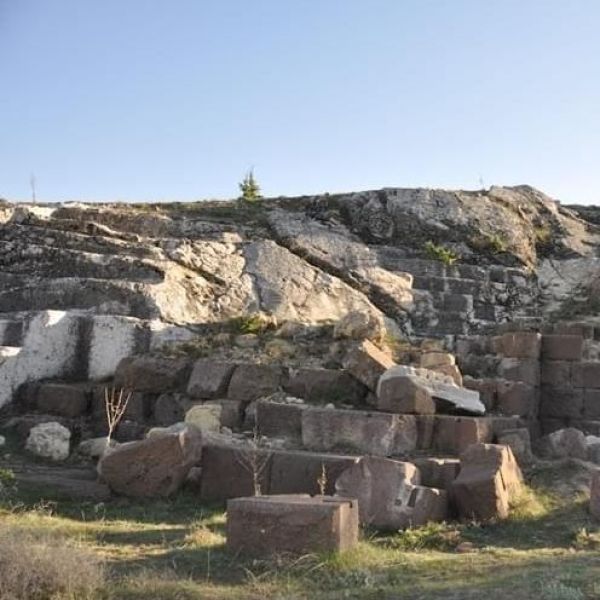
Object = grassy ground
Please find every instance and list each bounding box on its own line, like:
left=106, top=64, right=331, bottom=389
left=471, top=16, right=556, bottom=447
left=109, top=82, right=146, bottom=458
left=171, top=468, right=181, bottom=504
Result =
left=1, top=460, right=599, bottom=599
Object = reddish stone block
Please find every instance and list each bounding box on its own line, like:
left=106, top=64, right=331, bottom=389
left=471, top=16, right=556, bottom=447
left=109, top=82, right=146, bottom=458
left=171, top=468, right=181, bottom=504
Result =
left=256, top=401, right=305, bottom=440
left=226, top=495, right=359, bottom=557
left=500, top=332, right=541, bottom=359
left=413, top=457, right=460, bottom=491
left=542, top=335, right=583, bottom=361
left=227, top=364, right=288, bottom=403
left=342, top=340, right=396, bottom=392
left=463, top=377, right=498, bottom=412
left=284, top=368, right=367, bottom=404
left=498, top=358, right=540, bottom=386
left=187, top=360, right=236, bottom=399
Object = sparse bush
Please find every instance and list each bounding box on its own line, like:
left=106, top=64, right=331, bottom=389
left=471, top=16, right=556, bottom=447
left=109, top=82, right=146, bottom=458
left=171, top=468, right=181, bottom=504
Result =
left=231, top=313, right=276, bottom=335
left=239, top=169, right=262, bottom=202
left=0, top=467, right=16, bottom=501
left=470, top=232, right=508, bottom=255
left=424, top=241, right=459, bottom=265
left=0, top=526, right=105, bottom=599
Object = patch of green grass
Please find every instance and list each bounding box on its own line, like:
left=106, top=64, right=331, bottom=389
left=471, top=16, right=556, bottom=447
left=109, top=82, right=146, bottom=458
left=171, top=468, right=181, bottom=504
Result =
left=470, top=232, right=509, bottom=255
left=1, top=461, right=600, bottom=599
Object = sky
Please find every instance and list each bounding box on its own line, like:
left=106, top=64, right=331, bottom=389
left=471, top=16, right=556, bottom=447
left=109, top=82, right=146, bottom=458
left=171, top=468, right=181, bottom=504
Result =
left=1, top=1, right=599, bottom=204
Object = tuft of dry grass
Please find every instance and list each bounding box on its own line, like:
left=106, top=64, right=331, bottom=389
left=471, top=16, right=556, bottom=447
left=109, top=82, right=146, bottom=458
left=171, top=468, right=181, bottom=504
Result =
left=0, top=524, right=105, bottom=600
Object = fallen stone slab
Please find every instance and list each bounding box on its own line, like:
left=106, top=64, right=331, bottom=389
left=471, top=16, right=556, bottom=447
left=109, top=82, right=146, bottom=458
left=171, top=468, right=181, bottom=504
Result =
left=269, top=450, right=360, bottom=496
left=301, top=406, right=417, bottom=456
left=335, top=456, right=447, bottom=530
left=227, top=495, right=359, bottom=557
left=342, top=340, right=396, bottom=392
left=98, top=426, right=202, bottom=497
left=377, top=365, right=485, bottom=416
left=452, top=443, right=523, bottom=521
left=199, top=443, right=273, bottom=501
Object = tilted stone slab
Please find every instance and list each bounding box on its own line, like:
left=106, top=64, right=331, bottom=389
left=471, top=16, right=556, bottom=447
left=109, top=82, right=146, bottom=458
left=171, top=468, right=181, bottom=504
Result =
left=335, top=456, right=447, bottom=530
left=301, top=406, right=417, bottom=456
left=342, top=340, right=396, bottom=392
left=226, top=495, right=359, bottom=557
left=377, top=365, right=485, bottom=416
left=452, top=443, right=523, bottom=521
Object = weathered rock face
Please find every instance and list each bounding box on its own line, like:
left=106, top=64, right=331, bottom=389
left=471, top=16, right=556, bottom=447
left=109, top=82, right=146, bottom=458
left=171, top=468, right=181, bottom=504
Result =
left=2, top=185, right=600, bottom=409
left=97, top=427, right=203, bottom=497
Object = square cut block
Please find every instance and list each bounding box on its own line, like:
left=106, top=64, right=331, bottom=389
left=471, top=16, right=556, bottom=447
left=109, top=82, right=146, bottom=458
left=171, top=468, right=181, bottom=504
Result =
left=539, top=386, right=583, bottom=419
left=572, top=362, right=600, bottom=389
left=498, top=358, right=540, bottom=387
left=36, top=383, right=91, bottom=418
left=226, top=495, right=359, bottom=557
left=541, top=361, right=572, bottom=387
left=256, top=401, right=306, bottom=440
left=500, top=332, right=541, bottom=359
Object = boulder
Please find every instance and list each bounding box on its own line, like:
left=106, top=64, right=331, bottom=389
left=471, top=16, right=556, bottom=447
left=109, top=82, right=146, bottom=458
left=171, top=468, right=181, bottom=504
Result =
left=187, top=360, right=236, bottom=399
left=342, top=340, right=396, bottom=392
left=538, top=427, right=587, bottom=459
left=98, top=427, right=203, bottom=497
left=377, top=365, right=485, bottom=416
left=185, top=404, right=222, bottom=434
left=77, top=436, right=116, bottom=459
left=335, top=456, right=447, bottom=529
left=153, top=392, right=192, bottom=426
left=25, top=422, right=71, bottom=461
left=452, top=443, right=523, bottom=521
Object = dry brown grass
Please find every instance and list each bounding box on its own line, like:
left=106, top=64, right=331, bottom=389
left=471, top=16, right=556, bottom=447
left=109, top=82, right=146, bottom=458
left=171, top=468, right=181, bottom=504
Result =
left=0, top=524, right=105, bottom=600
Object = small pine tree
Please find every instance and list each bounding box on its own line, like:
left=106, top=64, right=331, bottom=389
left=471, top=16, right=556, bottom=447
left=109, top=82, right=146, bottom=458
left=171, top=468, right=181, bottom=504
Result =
left=239, top=169, right=262, bottom=201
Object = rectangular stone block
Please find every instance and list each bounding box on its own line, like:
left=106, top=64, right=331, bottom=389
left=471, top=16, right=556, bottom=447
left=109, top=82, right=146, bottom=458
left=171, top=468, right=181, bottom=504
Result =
left=226, top=495, right=359, bottom=557
left=227, top=364, right=287, bottom=403
left=553, top=322, right=595, bottom=339
left=284, top=367, right=367, bottom=404
left=583, top=389, right=600, bottom=420
left=269, top=450, right=359, bottom=496
left=498, top=357, right=540, bottom=386
left=199, top=444, right=273, bottom=502
left=301, top=407, right=416, bottom=456
left=539, top=385, right=583, bottom=419
left=432, top=416, right=493, bottom=455
left=496, top=381, right=537, bottom=417
left=462, top=377, right=498, bottom=411
left=187, top=360, right=236, bottom=399
left=114, top=356, right=192, bottom=392
left=415, top=415, right=435, bottom=450
left=36, top=382, right=91, bottom=418
left=541, top=361, right=571, bottom=386
left=572, top=362, right=600, bottom=389
left=542, top=335, right=584, bottom=361
left=500, top=332, right=541, bottom=359
left=256, top=401, right=305, bottom=440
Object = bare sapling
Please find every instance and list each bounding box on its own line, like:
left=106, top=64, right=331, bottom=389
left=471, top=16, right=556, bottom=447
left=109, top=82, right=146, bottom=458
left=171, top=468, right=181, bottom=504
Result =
left=235, top=427, right=270, bottom=496
left=317, top=462, right=328, bottom=496
left=104, top=387, right=132, bottom=446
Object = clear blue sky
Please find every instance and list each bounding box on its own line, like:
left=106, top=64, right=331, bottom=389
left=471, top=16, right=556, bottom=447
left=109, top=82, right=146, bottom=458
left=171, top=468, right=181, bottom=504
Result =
left=1, top=1, right=599, bottom=204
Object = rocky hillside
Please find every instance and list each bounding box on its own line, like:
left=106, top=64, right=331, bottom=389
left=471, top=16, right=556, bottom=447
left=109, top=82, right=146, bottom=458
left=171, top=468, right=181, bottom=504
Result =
left=2, top=185, right=600, bottom=409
